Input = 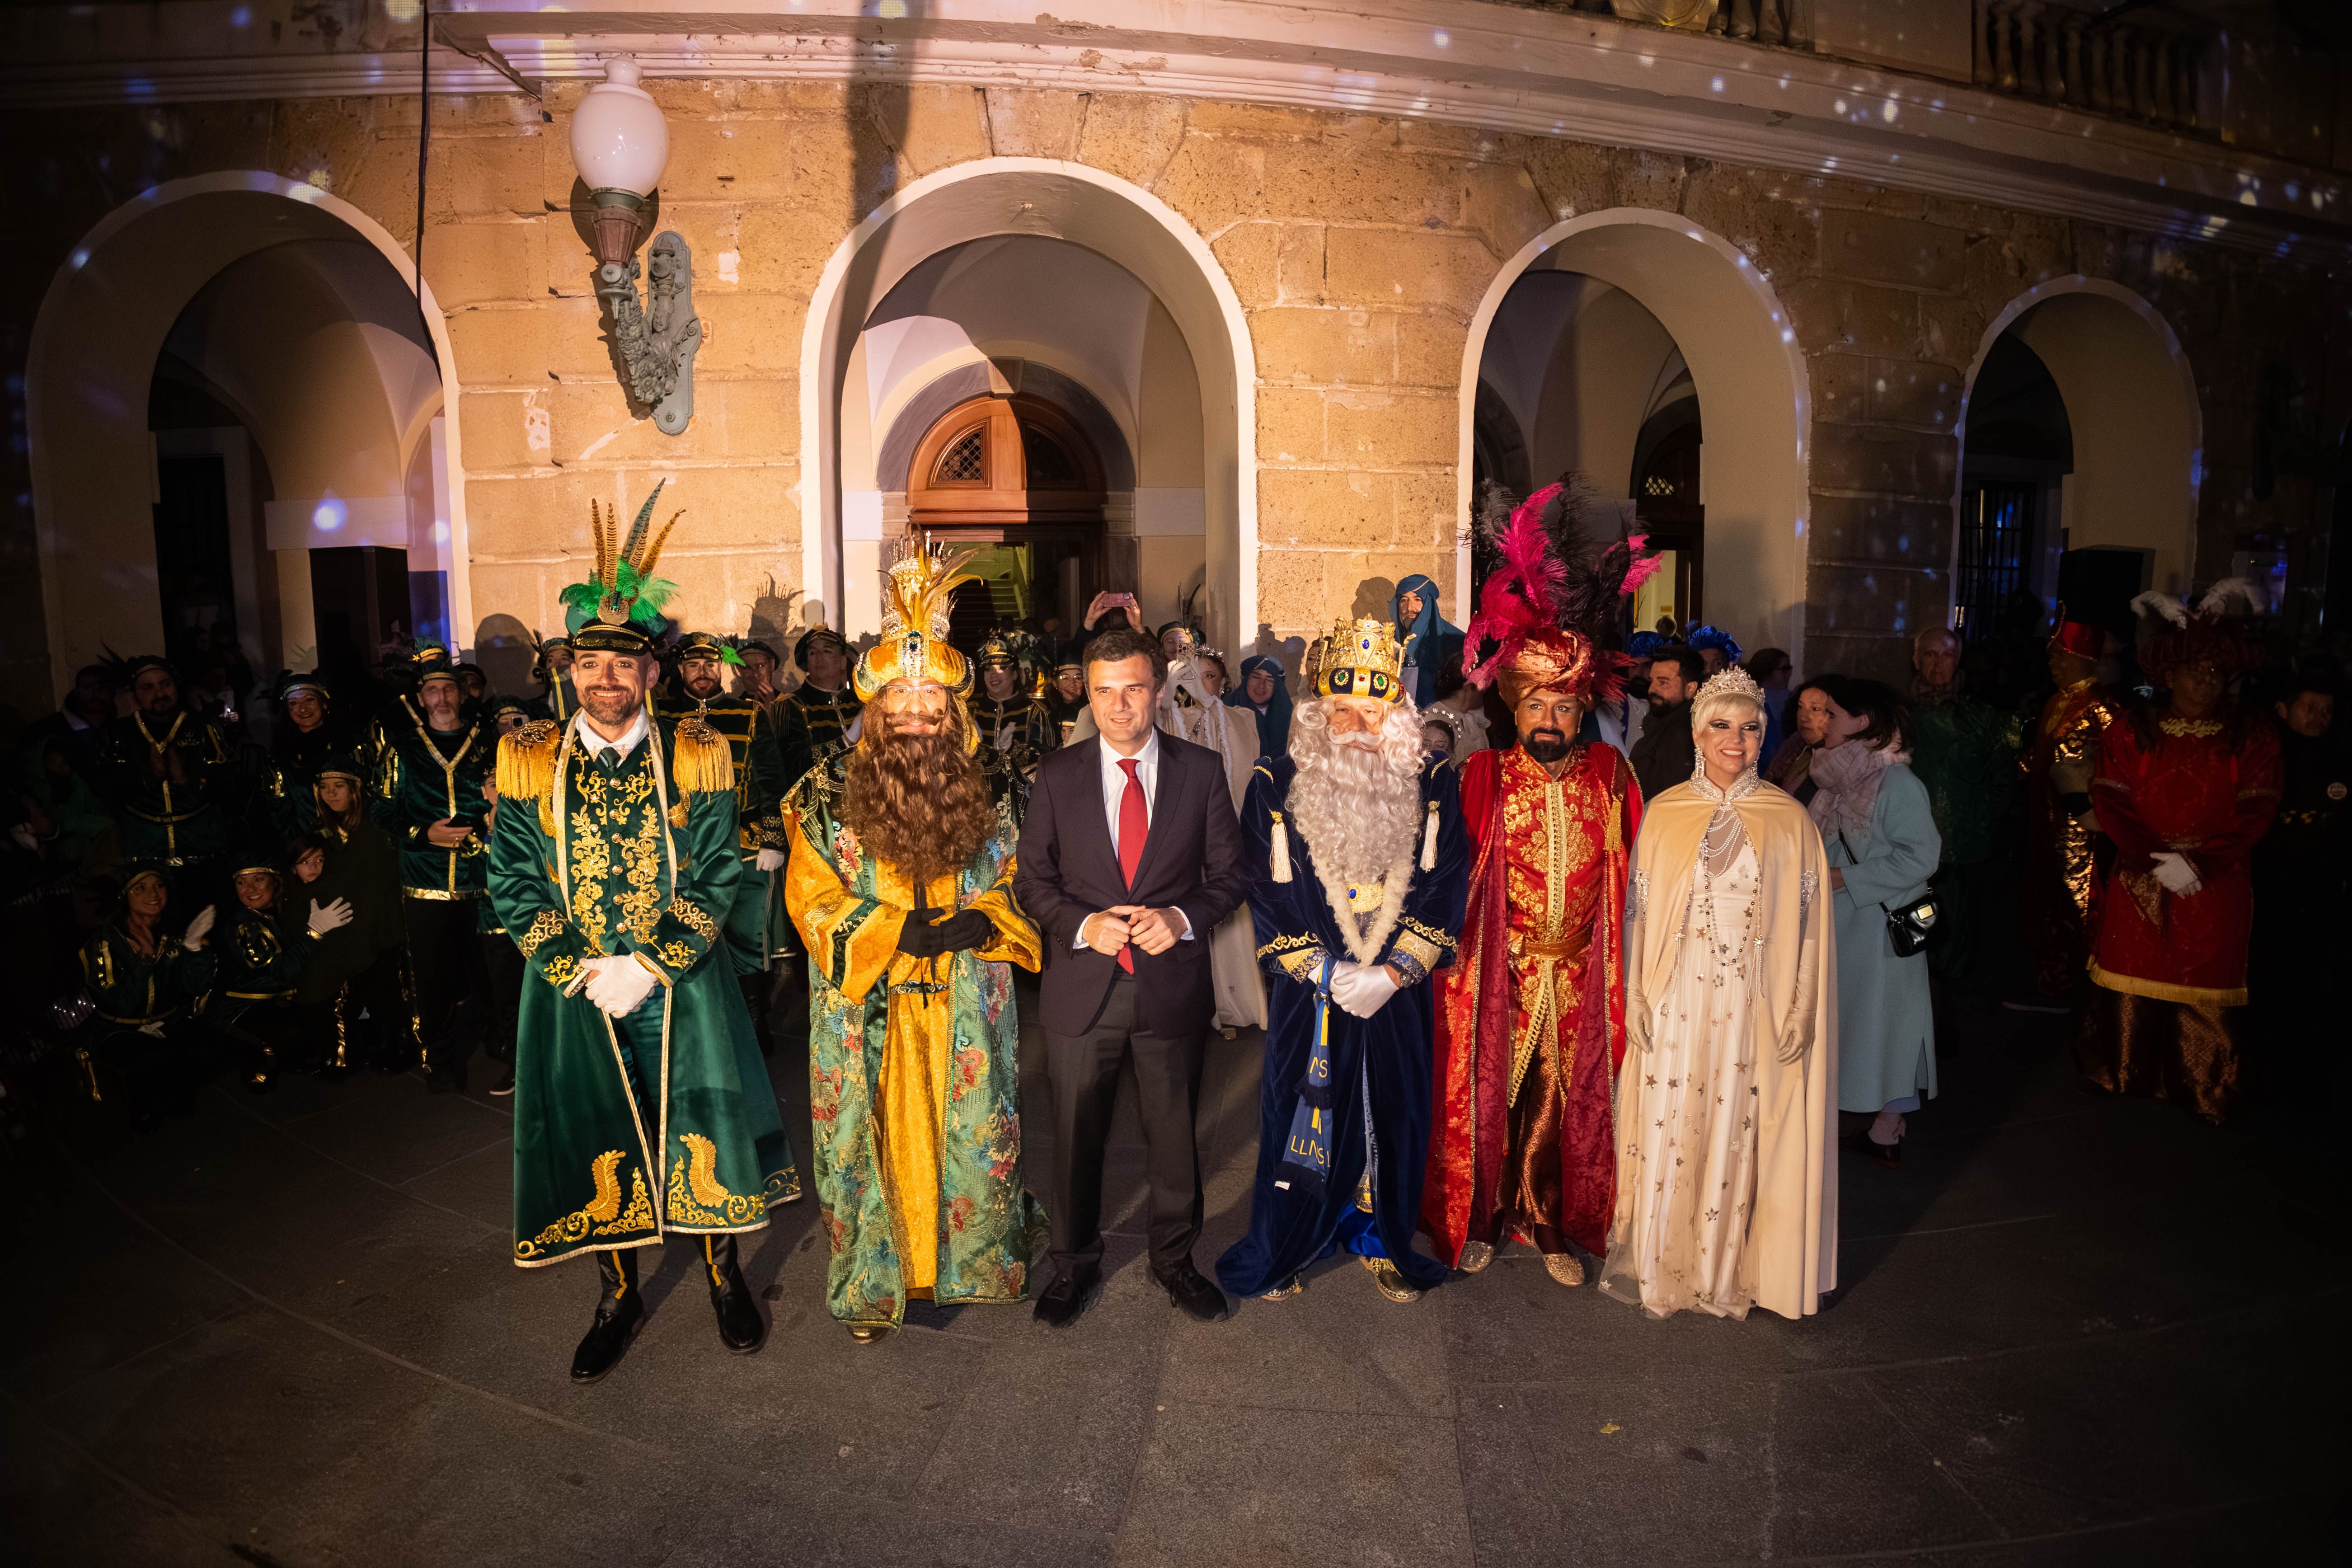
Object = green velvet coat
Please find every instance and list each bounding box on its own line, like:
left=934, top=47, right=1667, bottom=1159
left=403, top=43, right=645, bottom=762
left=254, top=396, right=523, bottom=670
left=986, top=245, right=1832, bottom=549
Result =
left=488, top=712, right=797, bottom=1270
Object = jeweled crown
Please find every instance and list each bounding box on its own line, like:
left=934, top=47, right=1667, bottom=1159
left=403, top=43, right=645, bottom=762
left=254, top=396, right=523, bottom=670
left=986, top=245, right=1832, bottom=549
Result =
left=854, top=540, right=980, bottom=701
left=1313, top=617, right=1409, bottom=704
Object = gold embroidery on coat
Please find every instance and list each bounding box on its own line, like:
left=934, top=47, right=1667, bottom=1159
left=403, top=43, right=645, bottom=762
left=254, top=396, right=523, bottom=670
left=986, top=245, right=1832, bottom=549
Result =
left=668, top=1131, right=767, bottom=1226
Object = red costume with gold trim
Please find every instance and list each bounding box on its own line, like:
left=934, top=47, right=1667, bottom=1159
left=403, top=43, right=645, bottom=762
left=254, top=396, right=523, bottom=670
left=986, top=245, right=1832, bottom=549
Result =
left=1421, top=471, right=1657, bottom=1269
left=1427, top=742, right=1639, bottom=1263
left=2075, top=583, right=2279, bottom=1122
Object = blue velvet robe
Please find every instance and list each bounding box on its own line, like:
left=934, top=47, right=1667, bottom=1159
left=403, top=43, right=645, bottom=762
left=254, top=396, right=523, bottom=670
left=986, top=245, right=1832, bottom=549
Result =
left=1216, top=755, right=1470, bottom=1296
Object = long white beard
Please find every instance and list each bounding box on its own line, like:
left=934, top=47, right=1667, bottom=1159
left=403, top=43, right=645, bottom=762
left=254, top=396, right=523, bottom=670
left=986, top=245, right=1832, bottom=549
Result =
left=1287, top=698, right=1426, bottom=883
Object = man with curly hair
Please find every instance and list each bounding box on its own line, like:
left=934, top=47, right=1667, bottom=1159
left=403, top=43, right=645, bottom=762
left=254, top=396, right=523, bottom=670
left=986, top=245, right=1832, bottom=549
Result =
left=784, top=546, right=1044, bottom=1342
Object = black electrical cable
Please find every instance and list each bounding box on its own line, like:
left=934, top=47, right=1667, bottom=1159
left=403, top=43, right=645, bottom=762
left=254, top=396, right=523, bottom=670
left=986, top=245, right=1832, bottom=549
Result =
left=413, top=2, right=432, bottom=352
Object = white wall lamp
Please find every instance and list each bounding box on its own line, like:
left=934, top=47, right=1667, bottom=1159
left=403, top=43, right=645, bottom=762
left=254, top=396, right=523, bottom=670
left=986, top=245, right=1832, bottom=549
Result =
left=569, top=56, right=701, bottom=435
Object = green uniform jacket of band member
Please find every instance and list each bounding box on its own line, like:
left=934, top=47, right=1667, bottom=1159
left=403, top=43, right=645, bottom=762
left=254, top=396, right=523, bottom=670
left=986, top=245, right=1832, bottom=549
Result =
left=371, top=702, right=496, bottom=900
left=488, top=712, right=795, bottom=1268
left=92, top=710, right=239, bottom=867
left=655, top=690, right=794, bottom=969
left=774, top=683, right=861, bottom=793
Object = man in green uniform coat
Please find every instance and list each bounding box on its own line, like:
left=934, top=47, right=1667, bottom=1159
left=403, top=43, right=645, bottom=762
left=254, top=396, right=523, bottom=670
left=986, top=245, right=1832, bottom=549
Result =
left=488, top=487, right=798, bottom=1383
left=370, top=646, right=496, bottom=1092
left=657, top=630, right=794, bottom=1052
left=1908, top=629, right=2021, bottom=1048
left=211, top=847, right=353, bottom=1091
left=91, top=656, right=239, bottom=898
left=774, top=626, right=861, bottom=789
left=970, top=629, right=1060, bottom=823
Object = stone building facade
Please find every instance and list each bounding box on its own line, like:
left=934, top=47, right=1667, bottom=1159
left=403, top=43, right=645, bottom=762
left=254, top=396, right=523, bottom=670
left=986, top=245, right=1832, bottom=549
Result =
left=4, top=0, right=2346, bottom=710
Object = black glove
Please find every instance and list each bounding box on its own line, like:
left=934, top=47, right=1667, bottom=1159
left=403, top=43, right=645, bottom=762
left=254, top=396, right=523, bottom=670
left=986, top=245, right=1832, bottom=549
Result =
left=898, top=908, right=994, bottom=958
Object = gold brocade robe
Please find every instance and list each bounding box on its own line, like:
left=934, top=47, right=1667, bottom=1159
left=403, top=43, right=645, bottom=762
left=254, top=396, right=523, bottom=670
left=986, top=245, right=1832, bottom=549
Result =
left=2020, top=677, right=2123, bottom=994
left=784, top=756, right=1045, bottom=1326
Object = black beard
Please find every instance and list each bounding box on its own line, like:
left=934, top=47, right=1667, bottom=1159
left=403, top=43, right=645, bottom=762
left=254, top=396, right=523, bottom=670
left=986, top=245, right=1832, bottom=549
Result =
left=683, top=676, right=721, bottom=700
left=1525, top=728, right=1572, bottom=764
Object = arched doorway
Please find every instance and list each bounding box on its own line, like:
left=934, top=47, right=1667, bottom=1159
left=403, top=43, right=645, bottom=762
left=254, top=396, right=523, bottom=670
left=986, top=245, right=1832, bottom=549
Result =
left=906, top=392, right=1107, bottom=645
left=1459, top=211, right=1810, bottom=665
left=1955, top=277, right=2203, bottom=643
left=801, top=159, right=1254, bottom=651
left=28, top=174, right=465, bottom=699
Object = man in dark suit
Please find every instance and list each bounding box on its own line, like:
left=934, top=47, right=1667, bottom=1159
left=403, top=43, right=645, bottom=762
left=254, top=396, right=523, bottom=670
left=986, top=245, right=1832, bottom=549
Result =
left=1014, top=628, right=1251, bottom=1327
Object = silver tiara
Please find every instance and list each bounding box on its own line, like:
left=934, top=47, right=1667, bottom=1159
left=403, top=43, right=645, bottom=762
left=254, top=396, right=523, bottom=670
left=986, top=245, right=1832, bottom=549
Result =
left=1695, top=664, right=1764, bottom=703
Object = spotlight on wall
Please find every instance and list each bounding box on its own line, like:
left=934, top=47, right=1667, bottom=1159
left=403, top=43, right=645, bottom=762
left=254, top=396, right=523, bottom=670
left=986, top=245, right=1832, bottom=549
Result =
left=568, top=56, right=701, bottom=435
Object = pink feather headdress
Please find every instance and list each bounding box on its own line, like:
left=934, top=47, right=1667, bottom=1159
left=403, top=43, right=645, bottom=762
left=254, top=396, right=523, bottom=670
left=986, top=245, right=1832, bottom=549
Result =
left=1462, top=472, right=1662, bottom=707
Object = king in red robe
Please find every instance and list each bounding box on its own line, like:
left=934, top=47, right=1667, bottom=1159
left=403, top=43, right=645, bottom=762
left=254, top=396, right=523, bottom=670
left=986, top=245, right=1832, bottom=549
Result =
left=2077, top=587, right=2279, bottom=1123
left=1422, top=474, right=1653, bottom=1285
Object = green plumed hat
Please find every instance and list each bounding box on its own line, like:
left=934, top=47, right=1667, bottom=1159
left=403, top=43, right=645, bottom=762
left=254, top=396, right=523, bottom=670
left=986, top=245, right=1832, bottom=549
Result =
left=560, top=481, right=684, bottom=653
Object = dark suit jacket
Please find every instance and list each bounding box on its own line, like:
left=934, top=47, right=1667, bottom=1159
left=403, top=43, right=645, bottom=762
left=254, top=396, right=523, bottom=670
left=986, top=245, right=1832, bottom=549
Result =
left=1015, top=731, right=1250, bottom=1038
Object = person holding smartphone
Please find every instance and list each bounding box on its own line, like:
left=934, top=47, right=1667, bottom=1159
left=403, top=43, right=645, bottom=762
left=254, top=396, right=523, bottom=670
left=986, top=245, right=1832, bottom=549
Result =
left=370, top=645, right=495, bottom=1092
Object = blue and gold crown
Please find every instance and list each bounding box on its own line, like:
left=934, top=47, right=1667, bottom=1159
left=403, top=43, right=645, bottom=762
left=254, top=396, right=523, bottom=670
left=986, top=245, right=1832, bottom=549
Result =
left=1313, top=617, right=1409, bottom=704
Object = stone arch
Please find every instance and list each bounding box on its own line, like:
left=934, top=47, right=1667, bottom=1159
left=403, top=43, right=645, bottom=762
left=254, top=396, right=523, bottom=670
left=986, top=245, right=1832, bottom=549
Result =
left=1457, top=209, right=1813, bottom=665
left=26, top=172, right=467, bottom=696
left=1954, top=276, right=2204, bottom=606
left=799, top=158, right=1254, bottom=649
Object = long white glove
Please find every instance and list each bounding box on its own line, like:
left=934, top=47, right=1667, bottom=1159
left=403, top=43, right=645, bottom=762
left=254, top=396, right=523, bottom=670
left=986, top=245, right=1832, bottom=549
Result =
left=581, top=954, right=661, bottom=1017
left=1329, top=960, right=1401, bottom=1019
left=756, top=848, right=788, bottom=873
left=307, top=897, right=354, bottom=935
left=2149, top=851, right=2203, bottom=897
left=181, top=905, right=216, bottom=952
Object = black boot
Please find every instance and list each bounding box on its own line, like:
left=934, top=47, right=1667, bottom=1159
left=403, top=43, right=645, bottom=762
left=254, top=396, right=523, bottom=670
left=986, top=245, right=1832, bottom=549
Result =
left=703, top=1234, right=765, bottom=1354
left=571, top=1247, right=645, bottom=1383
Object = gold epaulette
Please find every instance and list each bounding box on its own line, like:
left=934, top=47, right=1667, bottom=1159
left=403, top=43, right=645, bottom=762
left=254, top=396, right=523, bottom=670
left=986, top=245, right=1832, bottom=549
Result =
left=669, top=713, right=736, bottom=795
left=497, top=720, right=562, bottom=803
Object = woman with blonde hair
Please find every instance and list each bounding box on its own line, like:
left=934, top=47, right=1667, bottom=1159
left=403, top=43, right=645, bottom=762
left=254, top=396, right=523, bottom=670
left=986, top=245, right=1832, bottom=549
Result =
left=1601, top=665, right=1838, bottom=1321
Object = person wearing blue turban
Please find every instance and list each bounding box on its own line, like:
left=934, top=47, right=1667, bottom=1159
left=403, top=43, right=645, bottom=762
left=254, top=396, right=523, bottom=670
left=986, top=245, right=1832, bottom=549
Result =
left=1390, top=575, right=1463, bottom=709
left=1224, top=654, right=1294, bottom=757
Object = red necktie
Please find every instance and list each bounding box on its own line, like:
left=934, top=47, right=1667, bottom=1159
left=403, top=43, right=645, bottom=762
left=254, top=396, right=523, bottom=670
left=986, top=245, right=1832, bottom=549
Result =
left=1116, top=758, right=1148, bottom=972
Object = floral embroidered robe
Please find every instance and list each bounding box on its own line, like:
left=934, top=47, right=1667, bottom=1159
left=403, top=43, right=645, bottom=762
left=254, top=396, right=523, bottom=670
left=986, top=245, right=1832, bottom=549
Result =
left=2019, top=678, right=2123, bottom=997
left=1424, top=742, right=1640, bottom=1266
left=488, top=714, right=798, bottom=1269
left=784, top=753, right=1044, bottom=1328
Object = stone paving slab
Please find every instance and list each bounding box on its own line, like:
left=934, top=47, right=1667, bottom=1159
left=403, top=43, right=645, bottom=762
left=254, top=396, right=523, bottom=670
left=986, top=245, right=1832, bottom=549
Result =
left=7, top=1000, right=2347, bottom=1566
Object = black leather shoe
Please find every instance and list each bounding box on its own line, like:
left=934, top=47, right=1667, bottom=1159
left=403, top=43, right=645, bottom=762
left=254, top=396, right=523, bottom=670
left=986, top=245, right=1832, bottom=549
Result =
left=703, top=1234, right=765, bottom=1354
left=1155, top=1259, right=1227, bottom=1323
left=1032, top=1267, right=1099, bottom=1329
left=571, top=1249, right=645, bottom=1383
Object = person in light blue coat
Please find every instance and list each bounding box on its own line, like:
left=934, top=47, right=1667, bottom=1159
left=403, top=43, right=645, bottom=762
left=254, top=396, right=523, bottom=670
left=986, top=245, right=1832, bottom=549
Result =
left=1807, top=677, right=1940, bottom=1168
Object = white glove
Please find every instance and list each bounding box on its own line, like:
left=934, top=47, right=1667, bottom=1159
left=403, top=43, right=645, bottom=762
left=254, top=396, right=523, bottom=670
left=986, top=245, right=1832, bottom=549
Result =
left=2149, top=851, right=2203, bottom=897
left=756, top=848, right=788, bottom=873
left=582, top=954, right=661, bottom=1017
left=181, top=905, right=216, bottom=952
left=1329, top=960, right=1401, bottom=1019
left=307, top=897, right=354, bottom=935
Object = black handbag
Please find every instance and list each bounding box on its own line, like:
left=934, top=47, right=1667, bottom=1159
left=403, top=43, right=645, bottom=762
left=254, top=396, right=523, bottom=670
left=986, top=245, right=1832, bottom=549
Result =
left=1883, top=892, right=1938, bottom=958
left=1839, top=830, right=1936, bottom=957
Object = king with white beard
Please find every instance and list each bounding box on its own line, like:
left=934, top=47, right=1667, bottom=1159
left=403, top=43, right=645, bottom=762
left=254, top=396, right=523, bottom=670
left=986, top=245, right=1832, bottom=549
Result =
left=1215, top=618, right=1469, bottom=1306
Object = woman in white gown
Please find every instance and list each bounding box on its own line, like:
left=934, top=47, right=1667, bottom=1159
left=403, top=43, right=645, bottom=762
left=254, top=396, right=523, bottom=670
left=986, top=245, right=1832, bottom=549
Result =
left=1601, top=664, right=1838, bottom=1321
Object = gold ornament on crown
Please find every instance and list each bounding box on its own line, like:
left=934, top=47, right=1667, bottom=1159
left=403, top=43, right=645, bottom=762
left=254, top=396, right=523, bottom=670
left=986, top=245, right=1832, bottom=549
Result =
left=852, top=540, right=980, bottom=703
left=1311, top=616, right=1410, bottom=704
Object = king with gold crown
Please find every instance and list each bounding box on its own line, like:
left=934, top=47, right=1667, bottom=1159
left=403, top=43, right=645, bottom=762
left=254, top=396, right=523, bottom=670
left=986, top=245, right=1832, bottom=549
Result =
left=486, top=483, right=800, bottom=1385
left=783, top=542, right=1046, bottom=1341
left=1214, top=616, right=1469, bottom=1309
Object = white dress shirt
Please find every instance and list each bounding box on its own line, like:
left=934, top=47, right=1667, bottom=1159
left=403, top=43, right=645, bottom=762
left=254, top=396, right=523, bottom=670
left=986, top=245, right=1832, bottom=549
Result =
left=577, top=707, right=650, bottom=763
left=1076, top=728, right=1195, bottom=949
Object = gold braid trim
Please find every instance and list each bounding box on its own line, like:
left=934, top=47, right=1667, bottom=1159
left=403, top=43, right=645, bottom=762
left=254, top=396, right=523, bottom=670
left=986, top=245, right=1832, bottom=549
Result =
left=516, top=909, right=564, bottom=958
left=497, top=721, right=562, bottom=804
left=669, top=715, right=736, bottom=795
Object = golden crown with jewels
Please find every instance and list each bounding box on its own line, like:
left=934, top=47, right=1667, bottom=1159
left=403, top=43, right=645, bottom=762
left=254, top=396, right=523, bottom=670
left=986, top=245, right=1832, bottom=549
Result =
left=1312, top=616, right=1409, bottom=704
left=853, top=540, right=979, bottom=702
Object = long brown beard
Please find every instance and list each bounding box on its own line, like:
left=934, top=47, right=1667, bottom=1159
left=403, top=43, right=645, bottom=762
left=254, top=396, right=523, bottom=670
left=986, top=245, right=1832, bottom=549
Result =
left=840, top=717, right=994, bottom=890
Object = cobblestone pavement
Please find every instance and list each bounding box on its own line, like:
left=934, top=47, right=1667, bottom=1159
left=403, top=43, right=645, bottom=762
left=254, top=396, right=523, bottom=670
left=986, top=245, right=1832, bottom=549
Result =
left=4, top=986, right=2343, bottom=1566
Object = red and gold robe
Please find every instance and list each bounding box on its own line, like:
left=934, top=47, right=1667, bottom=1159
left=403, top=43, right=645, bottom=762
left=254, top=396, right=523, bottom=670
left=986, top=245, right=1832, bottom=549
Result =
left=1423, top=742, right=1639, bottom=1264
left=2019, top=678, right=2124, bottom=998
left=2078, top=711, right=2279, bottom=1121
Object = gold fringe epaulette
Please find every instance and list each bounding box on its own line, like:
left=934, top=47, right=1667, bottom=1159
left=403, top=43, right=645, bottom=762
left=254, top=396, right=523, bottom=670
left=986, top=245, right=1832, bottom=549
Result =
left=497, top=719, right=562, bottom=804
left=669, top=712, right=736, bottom=795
